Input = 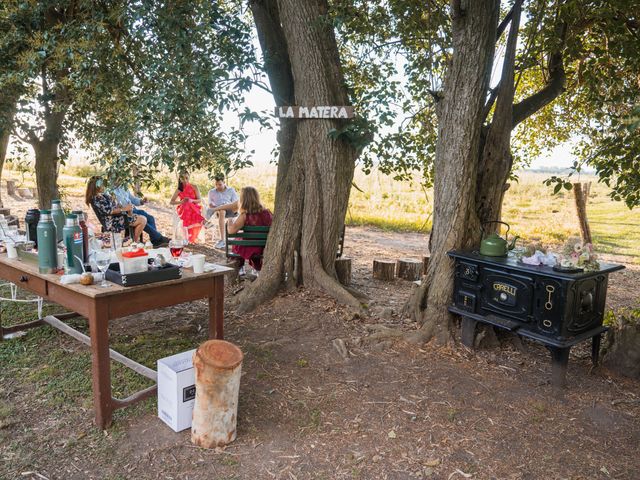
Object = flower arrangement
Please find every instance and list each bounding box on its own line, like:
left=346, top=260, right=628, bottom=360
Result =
left=558, top=236, right=599, bottom=271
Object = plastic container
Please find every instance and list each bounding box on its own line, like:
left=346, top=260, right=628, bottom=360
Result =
left=120, top=249, right=149, bottom=274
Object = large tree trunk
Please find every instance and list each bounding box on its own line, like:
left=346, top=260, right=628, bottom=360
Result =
left=0, top=101, right=17, bottom=209
left=238, top=0, right=360, bottom=312
left=407, top=0, right=567, bottom=346
left=0, top=120, right=11, bottom=209
left=34, top=140, right=61, bottom=209
left=406, top=0, right=500, bottom=345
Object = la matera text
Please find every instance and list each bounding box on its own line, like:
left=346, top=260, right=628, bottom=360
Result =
left=275, top=106, right=355, bottom=119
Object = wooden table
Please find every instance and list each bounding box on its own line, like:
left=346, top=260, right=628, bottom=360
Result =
left=0, top=256, right=231, bottom=429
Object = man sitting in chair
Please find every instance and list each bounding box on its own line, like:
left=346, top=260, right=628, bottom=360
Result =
left=206, top=174, right=238, bottom=249
left=112, top=183, right=171, bottom=248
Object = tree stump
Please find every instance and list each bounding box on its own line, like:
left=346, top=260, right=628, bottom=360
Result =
left=335, top=257, right=351, bottom=286
left=373, top=259, right=395, bottom=281
left=191, top=340, right=244, bottom=448
left=422, top=255, right=430, bottom=275
left=17, top=187, right=33, bottom=199
left=397, top=258, right=422, bottom=281
left=6, top=180, right=16, bottom=197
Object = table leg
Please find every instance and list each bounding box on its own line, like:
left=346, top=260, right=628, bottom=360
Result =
left=549, top=346, right=570, bottom=390
left=210, top=276, right=224, bottom=340
left=89, top=301, right=112, bottom=429
left=591, top=333, right=602, bottom=366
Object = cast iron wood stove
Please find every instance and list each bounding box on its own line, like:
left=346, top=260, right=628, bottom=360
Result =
left=448, top=250, right=625, bottom=388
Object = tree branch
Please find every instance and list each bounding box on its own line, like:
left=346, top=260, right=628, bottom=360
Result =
left=512, top=22, right=567, bottom=128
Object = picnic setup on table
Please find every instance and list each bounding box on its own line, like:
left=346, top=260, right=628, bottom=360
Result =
left=0, top=198, right=255, bottom=446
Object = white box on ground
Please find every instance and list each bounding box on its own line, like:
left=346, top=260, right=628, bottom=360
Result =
left=157, top=349, right=196, bottom=432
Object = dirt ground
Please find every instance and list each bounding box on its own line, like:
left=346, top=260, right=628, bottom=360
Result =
left=1, top=192, right=639, bottom=480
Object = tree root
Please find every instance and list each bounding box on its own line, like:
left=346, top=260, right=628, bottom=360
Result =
left=234, top=268, right=284, bottom=314
left=310, top=266, right=364, bottom=310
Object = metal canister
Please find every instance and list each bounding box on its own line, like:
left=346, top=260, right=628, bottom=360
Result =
left=63, top=214, right=84, bottom=274
left=25, top=208, right=40, bottom=247
left=71, top=210, right=89, bottom=263
left=51, top=199, right=65, bottom=243
left=36, top=210, right=58, bottom=274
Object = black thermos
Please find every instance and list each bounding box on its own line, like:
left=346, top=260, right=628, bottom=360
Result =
left=25, top=208, right=41, bottom=247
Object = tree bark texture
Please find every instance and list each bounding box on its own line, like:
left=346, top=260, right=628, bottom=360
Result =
left=0, top=126, right=9, bottom=208
left=34, top=138, right=61, bottom=209
left=573, top=182, right=592, bottom=244
left=240, top=0, right=360, bottom=312
left=408, top=0, right=500, bottom=345
left=396, top=258, right=422, bottom=281
left=334, top=257, right=351, bottom=286
left=373, top=260, right=395, bottom=281
left=0, top=102, right=16, bottom=209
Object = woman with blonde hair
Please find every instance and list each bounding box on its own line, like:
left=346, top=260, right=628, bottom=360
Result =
left=170, top=171, right=204, bottom=243
left=227, top=186, right=273, bottom=271
left=86, top=175, right=147, bottom=240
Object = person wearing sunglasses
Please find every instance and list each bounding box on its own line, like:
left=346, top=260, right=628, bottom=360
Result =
left=85, top=176, right=147, bottom=241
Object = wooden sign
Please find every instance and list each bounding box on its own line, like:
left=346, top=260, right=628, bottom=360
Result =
left=275, top=105, right=354, bottom=119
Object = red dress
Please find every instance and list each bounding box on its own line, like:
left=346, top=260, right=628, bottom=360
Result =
left=232, top=209, right=273, bottom=270
left=177, top=183, right=204, bottom=243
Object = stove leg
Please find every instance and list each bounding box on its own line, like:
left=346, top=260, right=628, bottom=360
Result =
left=550, top=347, right=570, bottom=390
left=591, top=334, right=602, bottom=366
left=460, top=317, right=477, bottom=348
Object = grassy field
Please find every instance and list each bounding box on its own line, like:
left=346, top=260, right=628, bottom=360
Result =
left=7, top=163, right=640, bottom=263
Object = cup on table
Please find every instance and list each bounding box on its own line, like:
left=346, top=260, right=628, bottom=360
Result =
left=6, top=243, right=17, bottom=259
left=191, top=254, right=206, bottom=274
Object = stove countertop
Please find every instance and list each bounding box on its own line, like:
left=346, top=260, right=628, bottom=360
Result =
left=448, top=250, right=625, bottom=280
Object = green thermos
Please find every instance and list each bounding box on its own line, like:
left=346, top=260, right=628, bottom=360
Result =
left=63, top=214, right=84, bottom=274
left=51, top=199, right=65, bottom=243
left=37, top=210, right=58, bottom=274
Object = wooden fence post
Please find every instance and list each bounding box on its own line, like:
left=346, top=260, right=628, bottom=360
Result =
left=573, top=182, right=592, bottom=244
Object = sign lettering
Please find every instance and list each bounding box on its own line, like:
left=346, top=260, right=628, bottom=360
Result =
left=275, top=106, right=354, bottom=119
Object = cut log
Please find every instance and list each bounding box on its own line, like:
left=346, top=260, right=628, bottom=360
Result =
left=397, top=258, right=422, bottom=281
left=191, top=340, right=244, bottom=448
left=6, top=180, right=16, bottom=197
left=422, top=255, right=430, bottom=275
left=335, top=257, right=351, bottom=286
left=373, top=259, right=395, bottom=281
left=17, top=187, right=33, bottom=199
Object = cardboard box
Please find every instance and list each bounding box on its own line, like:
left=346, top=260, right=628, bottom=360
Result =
left=157, top=349, right=197, bottom=432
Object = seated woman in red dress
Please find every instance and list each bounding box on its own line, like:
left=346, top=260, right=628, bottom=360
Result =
left=170, top=171, right=205, bottom=244
left=227, top=186, right=273, bottom=271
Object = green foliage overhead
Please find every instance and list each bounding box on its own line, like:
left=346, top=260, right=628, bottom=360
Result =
left=330, top=0, right=640, bottom=207
left=1, top=0, right=259, bottom=187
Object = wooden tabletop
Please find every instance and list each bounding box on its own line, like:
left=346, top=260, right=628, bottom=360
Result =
left=0, top=255, right=232, bottom=299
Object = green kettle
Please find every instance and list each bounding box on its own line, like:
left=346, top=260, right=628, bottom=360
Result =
left=480, top=221, right=519, bottom=257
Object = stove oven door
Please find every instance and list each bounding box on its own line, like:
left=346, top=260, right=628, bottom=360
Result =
left=533, top=278, right=565, bottom=336
left=479, top=268, right=534, bottom=320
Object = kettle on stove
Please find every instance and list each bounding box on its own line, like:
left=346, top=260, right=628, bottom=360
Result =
left=480, top=221, right=519, bottom=257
